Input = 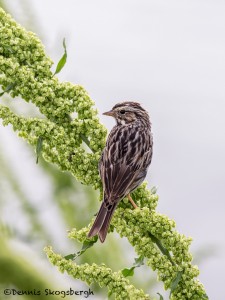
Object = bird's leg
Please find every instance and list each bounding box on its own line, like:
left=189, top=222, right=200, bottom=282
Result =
left=127, top=194, right=138, bottom=209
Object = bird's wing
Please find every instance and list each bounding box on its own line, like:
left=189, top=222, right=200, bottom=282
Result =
left=99, top=125, right=152, bottom=204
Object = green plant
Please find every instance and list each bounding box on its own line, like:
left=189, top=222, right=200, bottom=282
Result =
left=0, top=8, right=208, bottom=299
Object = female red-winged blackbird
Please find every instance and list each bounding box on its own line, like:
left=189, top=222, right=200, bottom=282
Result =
left=88, top=102, right=153, bottom=242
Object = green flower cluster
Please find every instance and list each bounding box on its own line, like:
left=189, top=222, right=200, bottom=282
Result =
left=69, top=186, right=207, bottom=299
left=0, top=8, right=208, bottom=300
left=112, top=205, right=206, bottom=300
left=45, top=246, right=149, bottom=300
left=68, top=226, right=91, bottom=243
left=0, top=8, right=107, bottom=188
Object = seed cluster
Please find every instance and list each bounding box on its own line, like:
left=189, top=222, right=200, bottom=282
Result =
left=0, top=8, right=107, bottom=189
left=69, top=186, right=207, bottom=299
left=0, top=8, right=207, bottom=300
left=45, top=246, right=149, bottom=300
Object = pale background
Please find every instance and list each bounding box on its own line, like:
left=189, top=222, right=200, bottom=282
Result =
left=1, top=1, right=225, bottom=299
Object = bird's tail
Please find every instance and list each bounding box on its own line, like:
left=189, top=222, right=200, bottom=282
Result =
left=87, top=201, right=117, bottom=243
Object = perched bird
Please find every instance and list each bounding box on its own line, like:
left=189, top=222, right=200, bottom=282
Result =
left=88, top=102, right=153, bottom=242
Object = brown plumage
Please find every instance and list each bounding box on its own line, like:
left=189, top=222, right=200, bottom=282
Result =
left=88, top=102, right=153, bottom=242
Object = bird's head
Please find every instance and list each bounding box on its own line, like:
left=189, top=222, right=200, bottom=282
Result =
left=103, top=101, right=149, bottom=126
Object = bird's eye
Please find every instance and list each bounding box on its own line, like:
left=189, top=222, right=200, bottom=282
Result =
left=120, top=110, right=126, bottom=114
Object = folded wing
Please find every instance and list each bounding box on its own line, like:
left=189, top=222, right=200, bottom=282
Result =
left=99, top=124, right=152, bottom=204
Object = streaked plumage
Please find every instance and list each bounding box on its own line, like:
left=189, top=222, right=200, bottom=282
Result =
left=88, top=102, right=153, bottom=242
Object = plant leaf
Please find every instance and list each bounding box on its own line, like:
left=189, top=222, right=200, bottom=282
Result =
left=133, top=255, right=144, bottom=268
left=53, top=38, right=67, bottom=76
left=157, top=293, right=164, bottom=300
left=64, top=236, right=98, bottom=260
left=122, top=267, right=135, bottom=277
left=151, top=186, right=158, bottom=194
left=149, top=232, right=175, bottom=266
left=63, top=253, right=76, bottom=260
left=121, top=255, right=144, bottom=278
left=0, top=83, right=16, bottom=96
left=36, top=136, right=43, bottom=164
left=170, top=271, right=183, bottom=296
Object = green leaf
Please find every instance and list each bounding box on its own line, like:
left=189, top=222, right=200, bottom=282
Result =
left=170, top=271, right=183, bottom=296
left=63, top=253, right=75, bottom=260
left=64, top=236, right=98, bottom=260
left=157, top=293, right=164, bottom=300
left=133, top=255, right=144, bottom=268
left=0, top=83, right=16, bottom=96
left=149, top=232, right=175, bottom=266
left=53, top=38, right=67, bottom=76
left=36, top=136, right=43, bottom=164
left=151, top=186, right=157, bottom=194
left=121, top=255, right=144, bottom=278
left=80, top=133, right=91, bottom=148
left=122, top=267, right=135, bottom=277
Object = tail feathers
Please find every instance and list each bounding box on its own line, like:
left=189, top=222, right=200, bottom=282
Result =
left=88, top=201, right=117, bottom=243
left=98, top=204, right=117, bottom=242
left=88, top=202, right=108, bottom=238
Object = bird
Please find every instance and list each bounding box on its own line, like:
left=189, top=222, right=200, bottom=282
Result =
left=88, top=101, right=153, bottom=242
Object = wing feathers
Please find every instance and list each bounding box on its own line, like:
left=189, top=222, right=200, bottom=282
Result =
left=100, top=125, right=152, bottom=202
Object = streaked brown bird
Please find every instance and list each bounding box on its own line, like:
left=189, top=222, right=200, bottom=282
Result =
left=88, top=102, right=153, bottom=242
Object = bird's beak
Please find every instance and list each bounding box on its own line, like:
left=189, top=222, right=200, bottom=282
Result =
left=103, top=110, right=114, bottom=117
